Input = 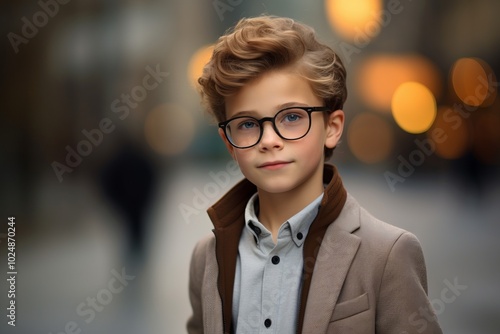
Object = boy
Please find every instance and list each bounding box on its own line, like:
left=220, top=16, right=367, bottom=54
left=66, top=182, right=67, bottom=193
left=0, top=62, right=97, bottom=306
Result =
left=187, top=15, right=442, bottom=333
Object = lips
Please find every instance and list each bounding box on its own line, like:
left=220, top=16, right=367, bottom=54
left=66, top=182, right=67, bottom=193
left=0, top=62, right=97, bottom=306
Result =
left=258, top=161, right=292, bottom=169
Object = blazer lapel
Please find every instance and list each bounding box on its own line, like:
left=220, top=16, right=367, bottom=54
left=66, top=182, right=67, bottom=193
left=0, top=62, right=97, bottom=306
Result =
left=302, top=195, right=361, bottom=333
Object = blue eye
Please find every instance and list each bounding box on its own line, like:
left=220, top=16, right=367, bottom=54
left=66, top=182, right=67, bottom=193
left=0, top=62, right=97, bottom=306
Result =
left=284, top=113, right=301, bottom=122
left=237, top=120, right=258, bottom=130
left=277, top=108, right=308, bottom=127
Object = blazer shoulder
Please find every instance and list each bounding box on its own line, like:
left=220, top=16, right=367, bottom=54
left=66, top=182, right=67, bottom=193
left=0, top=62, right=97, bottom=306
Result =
left=346, top=194, right=420, bottom=249
left=191, top=233, right=216, bottom=263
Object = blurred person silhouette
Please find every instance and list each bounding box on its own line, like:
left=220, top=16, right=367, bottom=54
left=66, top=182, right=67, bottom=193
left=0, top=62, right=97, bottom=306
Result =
left=99, top=133, right=157, bottom=267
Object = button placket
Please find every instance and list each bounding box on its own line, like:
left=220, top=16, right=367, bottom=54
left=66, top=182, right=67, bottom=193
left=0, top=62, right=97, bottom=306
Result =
left=261, top=236, right=285, bottom=332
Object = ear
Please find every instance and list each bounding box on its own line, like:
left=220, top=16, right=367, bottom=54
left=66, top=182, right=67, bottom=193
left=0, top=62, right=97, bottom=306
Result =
left=324, top=109, right=344, bottom=149
left=218, top=128, right=236, bottom=159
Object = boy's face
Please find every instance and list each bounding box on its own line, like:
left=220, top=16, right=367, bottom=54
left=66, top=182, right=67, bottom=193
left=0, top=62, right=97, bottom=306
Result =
left=220, top=68, right=344, bottom=197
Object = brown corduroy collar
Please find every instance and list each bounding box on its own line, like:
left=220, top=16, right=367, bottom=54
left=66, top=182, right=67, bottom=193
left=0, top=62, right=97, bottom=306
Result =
left=207, top=163, right=347, bottom=334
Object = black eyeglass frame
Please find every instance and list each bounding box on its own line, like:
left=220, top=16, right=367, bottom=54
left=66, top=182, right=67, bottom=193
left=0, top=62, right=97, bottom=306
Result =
left=218, top=106, right=330, bottom=149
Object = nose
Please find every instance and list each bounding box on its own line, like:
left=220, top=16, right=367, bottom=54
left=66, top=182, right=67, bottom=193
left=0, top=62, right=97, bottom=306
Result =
left=258, top=121, right=283, bottom=150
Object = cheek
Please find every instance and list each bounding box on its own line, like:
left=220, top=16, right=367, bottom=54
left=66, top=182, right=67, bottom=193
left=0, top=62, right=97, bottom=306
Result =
left=303, top=126, right=327, bottom=152
left=289, top=138, right=324, bottom=165
left=233, top=150, right=253, bottom=167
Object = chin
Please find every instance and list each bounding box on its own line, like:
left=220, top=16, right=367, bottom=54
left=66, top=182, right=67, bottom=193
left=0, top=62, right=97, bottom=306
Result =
left=252, top=178, right=301, bottom=195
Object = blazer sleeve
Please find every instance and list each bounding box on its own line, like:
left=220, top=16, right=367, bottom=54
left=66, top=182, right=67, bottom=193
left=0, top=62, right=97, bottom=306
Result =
left=186, top=238, right=207, bottom=334
left=376, top=232, right=443, bottom=334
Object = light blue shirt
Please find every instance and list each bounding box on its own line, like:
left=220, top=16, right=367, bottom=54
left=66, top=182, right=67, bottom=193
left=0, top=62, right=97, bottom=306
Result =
left=232, top=192, right=323, bottom=333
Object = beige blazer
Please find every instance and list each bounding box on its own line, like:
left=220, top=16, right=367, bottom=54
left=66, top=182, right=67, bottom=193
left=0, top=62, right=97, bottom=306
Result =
left=187, top=194, right=442, bottom=333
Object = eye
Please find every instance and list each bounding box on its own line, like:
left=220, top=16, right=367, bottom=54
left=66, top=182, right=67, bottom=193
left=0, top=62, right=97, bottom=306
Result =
left=236, top=119, right=258, bottom=130
left=279, top=110, right=305, bottom=124
left=284, top=113, right=301, bottom=122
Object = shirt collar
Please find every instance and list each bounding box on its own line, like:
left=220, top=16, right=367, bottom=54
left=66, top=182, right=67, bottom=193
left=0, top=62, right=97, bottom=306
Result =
left=244, top=193, right=267, bottom=244
left=244, top=192, right=324, bottom=247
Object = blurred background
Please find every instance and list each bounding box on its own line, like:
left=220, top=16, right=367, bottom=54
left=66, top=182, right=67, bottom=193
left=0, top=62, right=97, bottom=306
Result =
left=1, top=0, right=499, bottom=333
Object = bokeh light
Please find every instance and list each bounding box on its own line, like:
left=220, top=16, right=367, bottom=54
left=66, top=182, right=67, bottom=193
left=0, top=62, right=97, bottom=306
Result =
left=451, top=57, right=497, bottom=107
left=325, top=0, right=382, bottom=41
left=144, top=103, right=196, bottom=155
left=391, top=82, right=437, bottom=134
left=428, top=107, right=470, bottom=159
left=187, top=44, right=214, bottom=88
left=347, top=112, right=394, bottom=163
left=357, top=54, right=441, bottom=112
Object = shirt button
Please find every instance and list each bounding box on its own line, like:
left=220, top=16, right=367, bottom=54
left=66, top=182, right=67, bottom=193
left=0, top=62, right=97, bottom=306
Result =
left=271, top=255, right=280, bottom=265
left=297, top=232, right=303, bottom=240
left=264, top=318, right=272, bottom=328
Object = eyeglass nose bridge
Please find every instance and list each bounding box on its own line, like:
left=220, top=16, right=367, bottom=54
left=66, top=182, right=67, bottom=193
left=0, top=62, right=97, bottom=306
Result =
left=256, top=116, right=288, bottom=141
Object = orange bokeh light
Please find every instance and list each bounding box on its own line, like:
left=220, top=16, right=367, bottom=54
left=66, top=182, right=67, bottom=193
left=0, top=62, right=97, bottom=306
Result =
left=357, top=54, right=441, bottom=112
left=391, top=82, right=437, bottom=134
left=325, top=0, right=382, bottom=41
left=451, top=57, right=497, bottom=107
left=187, top=44, right=214, bottom=88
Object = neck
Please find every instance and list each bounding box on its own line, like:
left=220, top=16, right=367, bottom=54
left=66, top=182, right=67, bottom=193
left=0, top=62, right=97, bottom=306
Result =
left=257, top=169, right=324, bottom=242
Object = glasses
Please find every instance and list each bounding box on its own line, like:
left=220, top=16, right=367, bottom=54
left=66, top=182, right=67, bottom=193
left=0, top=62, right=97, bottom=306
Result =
left=219, top=106, right=330, bottom=149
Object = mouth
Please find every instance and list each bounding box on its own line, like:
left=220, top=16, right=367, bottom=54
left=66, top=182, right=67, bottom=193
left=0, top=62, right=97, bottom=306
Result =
left=258, top=161, right=292, bottom=170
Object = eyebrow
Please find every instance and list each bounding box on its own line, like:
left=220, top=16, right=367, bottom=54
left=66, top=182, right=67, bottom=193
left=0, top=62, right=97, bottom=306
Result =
left=230, top=101, right=310, bottom=118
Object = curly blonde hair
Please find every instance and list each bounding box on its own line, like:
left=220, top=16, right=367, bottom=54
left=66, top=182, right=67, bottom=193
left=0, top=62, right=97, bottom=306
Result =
left=198, top=15, right=347, bottom=157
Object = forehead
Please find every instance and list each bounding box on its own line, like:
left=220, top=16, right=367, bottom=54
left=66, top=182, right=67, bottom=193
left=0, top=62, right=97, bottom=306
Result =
left=225, top=69, right=322, bottom=119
